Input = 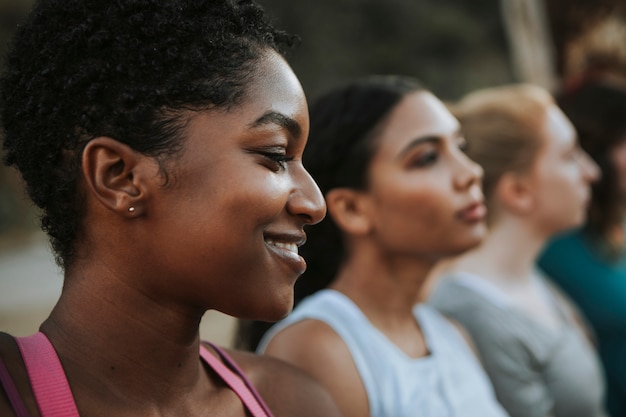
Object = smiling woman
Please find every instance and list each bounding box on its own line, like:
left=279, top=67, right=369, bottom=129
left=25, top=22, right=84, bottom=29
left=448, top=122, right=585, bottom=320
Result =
left=0, top=1, right=340, bottom=416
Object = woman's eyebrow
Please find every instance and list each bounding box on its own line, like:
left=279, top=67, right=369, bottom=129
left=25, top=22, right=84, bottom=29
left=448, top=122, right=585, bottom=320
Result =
left=398, top=135, right=442, bottom=158
left=249, top=111, right=302, bottom=139
left=398, top=127, right=463, bottom=157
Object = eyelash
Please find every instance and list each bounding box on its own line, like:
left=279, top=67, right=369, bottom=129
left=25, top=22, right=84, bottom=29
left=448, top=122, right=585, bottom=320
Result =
left=410, top=140, right=467, bottom=168
left=411, top=150, right=438, bottom=167
left=258, top=150, right=294, bottom=171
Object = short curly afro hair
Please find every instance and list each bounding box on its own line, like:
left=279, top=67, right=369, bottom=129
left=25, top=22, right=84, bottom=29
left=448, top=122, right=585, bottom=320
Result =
left=1, top=0, right=297, bottom=269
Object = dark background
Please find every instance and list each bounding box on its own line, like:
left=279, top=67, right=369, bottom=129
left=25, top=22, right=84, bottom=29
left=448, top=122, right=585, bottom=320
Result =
left=0, top=0, right=624, bottom=238
left=255, top=0, right=513, bottom=102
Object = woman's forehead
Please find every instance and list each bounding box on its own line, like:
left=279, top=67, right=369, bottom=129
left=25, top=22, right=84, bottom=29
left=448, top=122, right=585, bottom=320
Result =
left=374, top=91, right=458, bottom=153
left=239, top=52, right=307, bottom=125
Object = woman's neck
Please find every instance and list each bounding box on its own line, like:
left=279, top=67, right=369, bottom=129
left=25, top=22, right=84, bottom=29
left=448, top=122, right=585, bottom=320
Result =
left=451, top=216, right=547, bottom=286
left=40, top=265, right=211, bottom=409
left=330, top=242, right=433, bottom=324
left=329, top=242, right=435, bottom=358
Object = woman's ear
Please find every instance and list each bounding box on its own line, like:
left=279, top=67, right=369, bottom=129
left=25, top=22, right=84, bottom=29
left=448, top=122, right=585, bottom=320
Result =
left=81, top=137, right=154, bottom=217
left=325, top=188, right=372, bottom=235
left=494, top=171, right=535, bottom=215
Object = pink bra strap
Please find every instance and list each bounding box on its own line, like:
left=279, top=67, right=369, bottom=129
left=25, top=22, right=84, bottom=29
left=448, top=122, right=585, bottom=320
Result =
left=200, top=343, right=273, bottom=417
left=16, top=332, right=80, bottom=417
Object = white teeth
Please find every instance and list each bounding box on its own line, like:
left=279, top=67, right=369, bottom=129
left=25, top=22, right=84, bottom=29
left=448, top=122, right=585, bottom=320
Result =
left=266, top=240, right=298, bottom=254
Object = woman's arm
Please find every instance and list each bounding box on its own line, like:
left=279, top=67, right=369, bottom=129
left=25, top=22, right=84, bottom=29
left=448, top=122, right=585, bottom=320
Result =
left=263, top=319, right=368, bottom=417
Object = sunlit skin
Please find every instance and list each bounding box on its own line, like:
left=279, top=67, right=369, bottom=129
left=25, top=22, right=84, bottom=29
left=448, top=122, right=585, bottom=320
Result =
left=264, top=90, right=487, bottom=417
left=0, top=50, right=338, bottom=417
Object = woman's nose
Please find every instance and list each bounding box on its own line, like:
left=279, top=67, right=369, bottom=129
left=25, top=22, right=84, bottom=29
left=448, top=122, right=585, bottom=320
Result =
left=578, top=149, right=601, bottom=183
left=288, top=164, right=327, bottom=225
left=454, top=150, right=484, bottom=191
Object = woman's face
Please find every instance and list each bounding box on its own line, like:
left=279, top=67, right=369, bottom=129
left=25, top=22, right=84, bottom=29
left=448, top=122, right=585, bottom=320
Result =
left=143, top=51, right=326, bottom=321
left=527, top=104, right=599, bottom=235
left=361, top=91, right=487, bottom=262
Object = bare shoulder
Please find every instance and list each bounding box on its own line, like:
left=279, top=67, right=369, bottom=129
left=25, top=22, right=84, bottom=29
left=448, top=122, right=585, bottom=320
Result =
left=263, top=318, right=349, bottom=363
left=262, top=319, right=362, bottom=387
left=224, top=347, right=342, bottom=417
left=262, top=319, right=369, bottom=417
left=0, top=332, right=39, bottom=417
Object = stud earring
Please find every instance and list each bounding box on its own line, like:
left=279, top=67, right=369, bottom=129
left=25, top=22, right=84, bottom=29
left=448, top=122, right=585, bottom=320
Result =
left=128, top=207, right=136, bottom=212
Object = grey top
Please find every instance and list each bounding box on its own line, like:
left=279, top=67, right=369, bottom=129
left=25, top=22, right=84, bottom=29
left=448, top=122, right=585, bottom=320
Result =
left=428, top=272, right=607, bottom=417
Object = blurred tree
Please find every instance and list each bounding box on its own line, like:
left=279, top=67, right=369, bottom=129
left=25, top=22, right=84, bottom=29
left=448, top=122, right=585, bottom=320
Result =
left=257, top=0, right=515, bottom=101
left=500, top=0, right=558, bottom=91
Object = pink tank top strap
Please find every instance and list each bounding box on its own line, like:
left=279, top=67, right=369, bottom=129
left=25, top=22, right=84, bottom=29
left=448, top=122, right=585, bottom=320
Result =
left=15, top=332, right=80, bottom=417
left=200, top=342, right=274, bottom=417
left=11, top=333, right=272, bottom=417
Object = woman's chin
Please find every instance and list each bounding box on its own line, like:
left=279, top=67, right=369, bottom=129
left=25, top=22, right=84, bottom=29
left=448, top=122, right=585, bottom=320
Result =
left=443, top=235, right=485, bottom=259
left=245, top=297, right=295, bottom=323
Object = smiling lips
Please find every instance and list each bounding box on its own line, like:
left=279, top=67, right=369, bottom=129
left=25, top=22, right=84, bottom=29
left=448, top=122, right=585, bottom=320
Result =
left=264, top=235, right=307, bottom=275
left=457, top=202, right=487, bottom=223
left=266, top=240, right=299, bottom=254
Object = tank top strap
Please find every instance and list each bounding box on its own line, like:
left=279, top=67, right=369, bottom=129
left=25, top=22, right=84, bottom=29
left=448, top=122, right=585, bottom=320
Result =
left=15, top=332, right=80, bottom=417
left=200, top=342, right=274, bottom=417
left=414, top=304, right=447, bottom=351
left=11, top=333, right=273, bottom=417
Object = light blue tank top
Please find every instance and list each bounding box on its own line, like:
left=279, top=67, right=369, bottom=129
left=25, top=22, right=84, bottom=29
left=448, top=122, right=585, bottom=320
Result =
left=258, top=289, right=508, bottom=417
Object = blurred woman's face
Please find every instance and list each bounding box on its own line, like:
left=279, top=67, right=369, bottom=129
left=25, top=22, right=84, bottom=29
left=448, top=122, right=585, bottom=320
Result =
left=360, top=91, right=487, bottom=262
left=527, top=104, right=600, bottom=235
